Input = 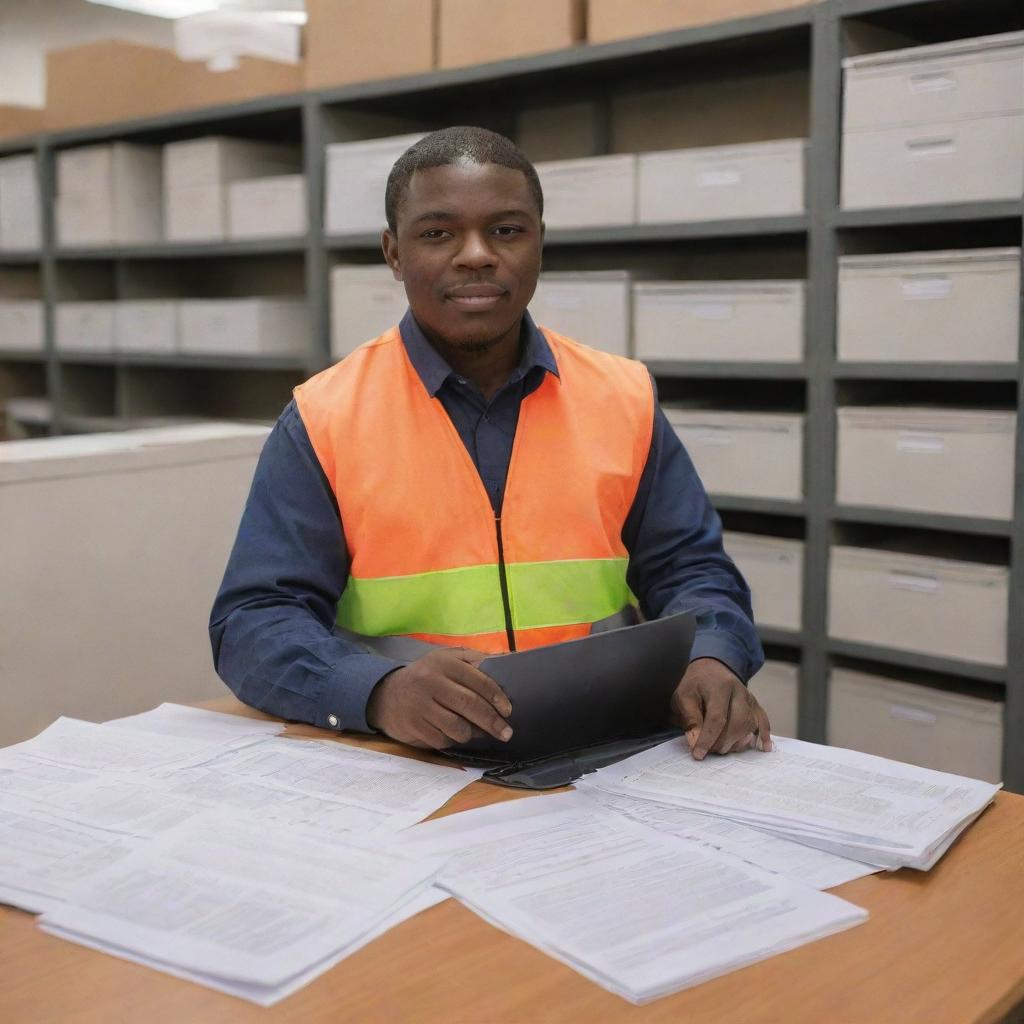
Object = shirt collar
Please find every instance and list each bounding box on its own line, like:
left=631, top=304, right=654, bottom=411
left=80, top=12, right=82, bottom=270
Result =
left=398, top=307, right=560, bottom=398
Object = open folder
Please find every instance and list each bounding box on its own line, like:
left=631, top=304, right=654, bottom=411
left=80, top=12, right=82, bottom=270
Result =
left=446, top=611, right=696, bottom=789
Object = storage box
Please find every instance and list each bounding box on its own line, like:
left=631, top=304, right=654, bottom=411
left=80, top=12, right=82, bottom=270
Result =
left=0, top=155, right=42, bottom=251
left=56, top=144, right=163, bottom=248
left=723, top=531, right=803, bottom=631
left=179, top=298, right=309, bottom=357
left=529, top=271, right=631, bottom=356
left=634, top=280, right=804, bottom=362
left=828, top=545, right=1008, bottom=666
left=588, top=0, right=816, bottom=45
left=0, top=423, right=269, bottom=746
left=164, top=137, right=301, bottom=191
left=665, top=409, right=803, bottom=501
left=0, top=105, right=44, bottom=142
left=0, top=302, right=44, bottom=353
left=331, top=265, right=408, bottom=359
left=535, top=155, right=636, bottom=229
left=439, top=0, right=584, bottom=69
left=227, top=174, right=307, bottom=239
left=836, top=407, right=1015, bottom=521
left=842, top=32, right=1024, bottom=208
left=305, top=0, right=436, bottom=90
left=838, top=248, right=1021, bottom=363
left=165, top=184, right=227, bottom=243
left=325, top=133, right=426, bottom=236
left=828, top=668, right=1003, bottom=783
left=115, top=301, right=180, bottom=355
left=56, top=302, right=116, bottom=353
left=748, top=660, right=799, bottom=738
left=638, top=140, right=806, bottom=222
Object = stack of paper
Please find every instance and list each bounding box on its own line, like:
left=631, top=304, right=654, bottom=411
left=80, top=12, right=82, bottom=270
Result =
left=588, top=736, right=1001, bottom=870
left=403, top=791, right=868, bottom=1004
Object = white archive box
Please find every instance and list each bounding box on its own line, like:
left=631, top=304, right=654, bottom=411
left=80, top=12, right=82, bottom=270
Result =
left=56, top=301, right=116, bottom=353
left=179, top=297, right=309, bottom=357
left=165, top=183, right=227, bottom=242
left=163, top=136, right=301, bottom=190
left=0, top=302, right=44, bottom=352
left=0, top=423, right=270, bottom=747
left=0, top=155, right=41, bottom=251
left=842, top=31, right=1024, bottom=208
left=828, top=668, right=1003, bottom=784
left=325, top=133, right=426, bottom=236
left=634, top=280, right=804, bottom=362
left=114, top=301, right=180, bottom=355
left=837, top=248, right=1021, bottom=363
left=534, top=154, right=637, bottom=229
left=530, top=271, right=631, bottom=356
left=748, top=661, right=799, bottom=739
left=56, top=143, right=163, bottom=247
left=828, top=545, right=1009, bottom=666
left=723, top=531, right=803, bottom=632
left=330, top=264, right=408, bottom=359
left=637, top=139, right=807, bottom=223
left=836, top=406, right=1015, bottom=521
left=665, top=408, right=804, bottom=501
left=228, top=174, right=307, bottom=239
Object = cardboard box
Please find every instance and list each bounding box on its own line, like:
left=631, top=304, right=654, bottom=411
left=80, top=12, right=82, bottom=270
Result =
left=56, top=302, right=117, bottom=353
left=179, top=297, right=309, bottom=356
left=723, top=531, right=803, bottom=631
left=0, top=302, right=44, bottom=353
left=529, top=271, right=631, bottom=356
left=828, top=668, right=1003, bottom=784
left=634, top=280, right=804, bottom=362
left=439, top=0, right=583, bottom=69
left=838, top=248, right=1021, bottom=364
left=331, top=265, right=408, bottom=359
left=638, top=139, right=806, bottom=223
left=325, top=133, right=426, bottom=235
left=588, top=0, right=815, bottom=45
left=0, top=155, right=41, bottom=252
left=836, top=407, right=1016, bottom=521
left=665, top=409, right=804, bottom=501
left=115, top=301, right=180, bottom=355
left=0, top=105, right=44, bottom=143
left=0, top=423, right=269, bottom=746
left=165, top=184, right=228, bottom=243
left=56, top=143, right=163, bottom=248
left=535, top=154, right=636, bottom=229
left=305, top=0, right=437, bottom=90
left=164, top=137, right=301, bottom=191
left=828, top=545, right=1008, bottom=666
left=228, top=174, right=307, bottom=239
left=748, top=660, right=799, bottom=738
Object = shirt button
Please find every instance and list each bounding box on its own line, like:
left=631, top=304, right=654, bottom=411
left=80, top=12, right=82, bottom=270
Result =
left=457, top=377, right=468, bottom=385
left=327, top=714, right=339, bottom=728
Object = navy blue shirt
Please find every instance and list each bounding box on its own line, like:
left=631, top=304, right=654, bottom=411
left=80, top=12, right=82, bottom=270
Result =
left=209, top=309, right=763, bottom=733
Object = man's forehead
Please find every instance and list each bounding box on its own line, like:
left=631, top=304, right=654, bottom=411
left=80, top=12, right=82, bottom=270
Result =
left=403, top=161, right=535, bottom=206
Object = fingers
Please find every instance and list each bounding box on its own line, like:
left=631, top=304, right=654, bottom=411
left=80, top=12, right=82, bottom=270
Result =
left=691, top=683, right=730, bottom=761
left=674, top=689, right=704, bottom=753
left=752, top=699, right=774, bottom=753
left=447, top=651, right=513, bottom=717
left=710, top=689, right=756, bottom=755
left=434, top=680, right=513, bottom=744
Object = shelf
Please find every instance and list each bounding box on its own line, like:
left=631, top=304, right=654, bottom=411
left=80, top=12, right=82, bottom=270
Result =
left=55, top=239, right=307, bottom=261
left=0, top=252, right=42, bottom=265
left=758, top=626, right=804, bottom=648
left=710, top=495, right=806, bottom=516
left=832, top=362, right=1019, bottom=382
left=646, top=360, right=807, bottom=379
left=827, top=639, right=1008, bottom=684
left=831, top=505, right=1013, bottom=537
left=833, top=201, right=1023, bottom=229
left=0, top=350, right=46, bottom=363
left=58, top=352, right=308, bottom=372
left=0, top=137, right=40, bottom=157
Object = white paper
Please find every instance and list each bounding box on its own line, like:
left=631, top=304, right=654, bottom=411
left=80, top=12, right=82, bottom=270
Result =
left=403, top=792, right=867, bottom=1003
left=105, top=703, right=283, bottom=744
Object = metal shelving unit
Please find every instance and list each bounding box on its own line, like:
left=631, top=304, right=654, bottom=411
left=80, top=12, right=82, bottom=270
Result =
left=1, top=0, right=1022, bottom=788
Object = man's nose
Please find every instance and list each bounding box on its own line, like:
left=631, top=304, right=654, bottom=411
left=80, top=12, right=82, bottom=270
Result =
left=454, top=231, right=498, bottom=269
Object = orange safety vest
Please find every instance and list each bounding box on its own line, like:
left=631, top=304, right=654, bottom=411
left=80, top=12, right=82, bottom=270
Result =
left=294, top=325, right=654, bottom=654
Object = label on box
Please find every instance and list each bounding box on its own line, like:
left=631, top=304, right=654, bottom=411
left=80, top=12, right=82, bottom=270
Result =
left=887, top=571, right=940, bottom=593
left=908, top=71, right=957, bottom=94
left=897, top=432, right=946, bottom=454
left=889, top=704, right=939, bottom=725
left=905, top=137, right=957, bottom=159
left=901, top=275, right=952, bottom=300
left=697, top=167, right=741, bottom=189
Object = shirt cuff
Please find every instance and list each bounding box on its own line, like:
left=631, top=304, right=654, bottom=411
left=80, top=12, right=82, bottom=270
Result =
left=688, top=631, right=753, bottom=685
left=317, top=654, right=406, bottom=734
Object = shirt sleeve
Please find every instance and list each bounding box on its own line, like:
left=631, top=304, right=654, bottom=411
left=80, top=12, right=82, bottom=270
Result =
left=208, top=400, right=402, bottom=732
left=622, top=383, right=765, bottom=684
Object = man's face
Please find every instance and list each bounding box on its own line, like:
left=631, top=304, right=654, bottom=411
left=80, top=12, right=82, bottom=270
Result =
left=382, top=161, right=543, bottom=353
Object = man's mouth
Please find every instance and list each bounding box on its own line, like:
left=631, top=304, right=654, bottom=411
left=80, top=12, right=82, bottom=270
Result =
left=446, top=284, right=507, bottom=310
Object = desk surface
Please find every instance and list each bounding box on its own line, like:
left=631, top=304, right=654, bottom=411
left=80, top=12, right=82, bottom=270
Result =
left=3, top=695, right=1023, bottom=1024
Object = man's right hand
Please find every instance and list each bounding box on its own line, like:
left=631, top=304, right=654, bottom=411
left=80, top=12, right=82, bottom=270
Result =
left=365, top=648, right=513, bottom=750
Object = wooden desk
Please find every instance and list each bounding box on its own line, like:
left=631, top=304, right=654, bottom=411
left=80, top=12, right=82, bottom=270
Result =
left=3, top=695, right=1023, bottom=1024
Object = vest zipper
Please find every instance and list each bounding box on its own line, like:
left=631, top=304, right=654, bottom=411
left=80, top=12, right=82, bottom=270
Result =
left=494, top=515, right=517, bottom=652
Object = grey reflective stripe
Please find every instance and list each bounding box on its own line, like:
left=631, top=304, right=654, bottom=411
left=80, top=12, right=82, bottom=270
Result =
left=333, top=605, right=641, bottom=660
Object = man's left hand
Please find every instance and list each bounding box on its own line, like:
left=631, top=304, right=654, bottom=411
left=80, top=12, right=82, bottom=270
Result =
left=671, top=658, right=773, bottom=761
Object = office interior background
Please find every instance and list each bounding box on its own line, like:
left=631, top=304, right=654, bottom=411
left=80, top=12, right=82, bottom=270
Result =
left=1, top=0, right=1022, bottom=794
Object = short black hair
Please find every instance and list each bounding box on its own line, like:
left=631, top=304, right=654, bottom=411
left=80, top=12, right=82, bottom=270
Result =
left=385, top=126, right=544, bottom=233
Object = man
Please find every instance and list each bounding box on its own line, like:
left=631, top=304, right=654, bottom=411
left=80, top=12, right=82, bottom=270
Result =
left=210, top=126, right=772, bottom=761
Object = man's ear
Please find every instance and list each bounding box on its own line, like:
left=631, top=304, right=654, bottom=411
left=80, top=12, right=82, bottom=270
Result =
left=381, top=229, right=403, bottom=282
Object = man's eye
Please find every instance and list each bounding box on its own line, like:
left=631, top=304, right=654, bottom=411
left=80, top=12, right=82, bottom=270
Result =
left=493, top=225, right=525, bottom=236
left=420, top=229, right=450, bottom=240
